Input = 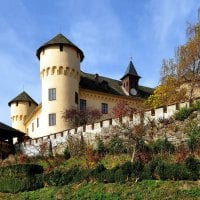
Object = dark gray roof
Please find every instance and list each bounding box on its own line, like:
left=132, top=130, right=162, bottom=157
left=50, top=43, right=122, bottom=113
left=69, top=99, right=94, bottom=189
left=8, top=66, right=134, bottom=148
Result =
left=8, top=91, right=38, bottom=107
left=121, top=60, right=141, bottom=80
left=36, top=33, right=84, bottom=61
left=0, top=122, right=25, bottom=140
left=80, top=71, right=153, bottom=98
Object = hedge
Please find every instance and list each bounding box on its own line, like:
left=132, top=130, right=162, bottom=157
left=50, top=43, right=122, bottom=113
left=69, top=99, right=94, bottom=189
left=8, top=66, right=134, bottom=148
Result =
left=0, top=164, right=43, bottom=193
left=1, top=159, right=199, bottom=193
left=43, top=159, right=199, bottom=186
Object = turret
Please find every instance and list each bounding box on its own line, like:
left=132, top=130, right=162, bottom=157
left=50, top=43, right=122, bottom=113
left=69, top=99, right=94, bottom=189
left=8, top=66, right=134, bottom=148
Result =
left=8, top=91, right=38, bottom=133
left=36, top=33, right=84, bottom=133
left=121, top=60, right=141, bottom=96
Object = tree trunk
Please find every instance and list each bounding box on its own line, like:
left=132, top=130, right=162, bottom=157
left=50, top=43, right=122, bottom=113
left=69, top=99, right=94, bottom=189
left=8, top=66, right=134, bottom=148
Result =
left=131, top=143, right=136, bottom=163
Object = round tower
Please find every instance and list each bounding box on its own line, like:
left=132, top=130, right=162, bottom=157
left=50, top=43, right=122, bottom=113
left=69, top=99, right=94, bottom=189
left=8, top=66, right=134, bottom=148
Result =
left=36, top=33, right=84, bottom=133
left=8, top=91, right=38, bottom=133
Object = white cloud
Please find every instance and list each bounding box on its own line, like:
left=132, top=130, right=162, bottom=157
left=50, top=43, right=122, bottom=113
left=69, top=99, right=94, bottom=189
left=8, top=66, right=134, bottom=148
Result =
left=149, top=0, right=199, bottom=47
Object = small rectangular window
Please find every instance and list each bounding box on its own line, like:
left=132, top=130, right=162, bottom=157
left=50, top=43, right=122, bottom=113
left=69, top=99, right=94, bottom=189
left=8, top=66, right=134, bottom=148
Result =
left=37, top=118, right=39, bottom=127
left=60, top=45, right=63, bottom=51
left=176, top=103, right=179, bottom=110
left=151, top=109, right=155, bottom=116
left=80, top=99, right=86, bottom=111
left=48, top=88, right=56, bottom=101
left=75, top=92, right=78, bottom=104
left=32, top=122, right=34, bottom=132
left=101, top=103, right=108, bottom=114
left=49, top=113, right=56, bottom=126
left=163, top=106, right=167, bottom=113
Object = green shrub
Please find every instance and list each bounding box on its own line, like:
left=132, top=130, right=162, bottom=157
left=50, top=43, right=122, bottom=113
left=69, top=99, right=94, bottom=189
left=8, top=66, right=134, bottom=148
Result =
left=154, top=162, right=191, bottom=180
left=185, top=156, right=199, bottom=171
left=96, top=138, right=107, bottom=155
left=63, top=146, right=71, bottom=160
left=174, top=106, right=193, bottom=121
left=192, top=100, right=200, bottom=110
left=96, top=169, right=115, bottom=183
left=44, top=170, right=63, bottom=186
left=154, top=162, right=169, bottom=180
left=0, top=164, right=43, bottom=193
left=141, top=164, right=153, bottom=180
left=185, top=120, right=200, bottom=152
left=187, top=136, right=198, bottom=153
left=105, top=169, right=116, bottom=183
left=114, top=168, right=126, bottom=183
left=185, top=156, right=200, bottom=180
left=149, top=157, right=161, bottom=173
left=152, top=138, right=175, bottom=154
left=120, top=161, right=133, bottom=178
left=131, top=161, right=144, bottom=178
left=108, top=135, right=125, bottom=155
left=92, top=164, right=106, bottom=178
left=72, top=168, right=92, bottom=182
left=170, top=163, right=190, bottom=180
left=136, top=139, right=151, bottom=153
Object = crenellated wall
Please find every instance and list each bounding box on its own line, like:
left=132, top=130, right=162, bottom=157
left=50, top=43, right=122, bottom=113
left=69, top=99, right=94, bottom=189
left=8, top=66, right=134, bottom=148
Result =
left=20, top=98, right=200, bottom=156
left=40, top=65, right=80, bottom=81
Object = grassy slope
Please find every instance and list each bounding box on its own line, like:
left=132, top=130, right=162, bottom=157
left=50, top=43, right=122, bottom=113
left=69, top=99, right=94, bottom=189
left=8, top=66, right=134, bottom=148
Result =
left=0, top=180, right=199, bottom=200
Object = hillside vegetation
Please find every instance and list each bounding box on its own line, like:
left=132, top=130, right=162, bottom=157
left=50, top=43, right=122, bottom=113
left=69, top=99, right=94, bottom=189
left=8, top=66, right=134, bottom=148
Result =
left=0, top=103, right=200, bottom=199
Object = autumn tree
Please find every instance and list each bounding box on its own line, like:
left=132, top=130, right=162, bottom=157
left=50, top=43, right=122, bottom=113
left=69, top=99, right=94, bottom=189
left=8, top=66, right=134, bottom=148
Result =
left=177, top=21, right=200, bottom=100
left=146, top=60, right=187, bottom=108
left=111, top=100, right=146, bottom=163
left=147, top=9, right=200, bottom=108
left=63, top=107, right=102, bottom=128
left=112, top=100, right=136, bottom=119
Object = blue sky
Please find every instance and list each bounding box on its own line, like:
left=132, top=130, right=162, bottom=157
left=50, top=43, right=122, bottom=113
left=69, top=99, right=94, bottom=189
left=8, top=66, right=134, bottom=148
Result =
left=0, top=0, right=199, bottom=125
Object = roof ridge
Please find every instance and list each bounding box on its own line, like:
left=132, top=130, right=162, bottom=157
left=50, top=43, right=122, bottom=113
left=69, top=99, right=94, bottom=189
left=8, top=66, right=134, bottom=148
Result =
left=121, top=60, right=140, bottom=80
left=36, top=33, right=84, bottom=61
left=81, top=71, right=121, bottom=83
left=8, top=91, right=38, bottom=106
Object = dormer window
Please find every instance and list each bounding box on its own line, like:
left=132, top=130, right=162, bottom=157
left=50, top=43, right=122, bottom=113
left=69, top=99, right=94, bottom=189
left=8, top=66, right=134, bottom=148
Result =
left=101, top=80, right=108, bottom=90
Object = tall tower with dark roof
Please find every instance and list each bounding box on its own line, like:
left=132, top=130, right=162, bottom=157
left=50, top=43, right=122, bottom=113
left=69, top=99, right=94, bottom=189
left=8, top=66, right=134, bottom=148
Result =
left=36, top=33, right=84, bottom=133
left=121, top=60, right=141, bottom=95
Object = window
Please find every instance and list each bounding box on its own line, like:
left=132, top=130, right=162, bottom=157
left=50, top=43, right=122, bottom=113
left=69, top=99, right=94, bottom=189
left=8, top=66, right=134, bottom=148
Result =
left=80, top=99, right=86, bottom=110
left=151, top=109, right=155, bottom=116
left=32, top=122, right=34, bottom=132
left=49, top=113, right=56, bottom=126
left=75, top=92, right=78, bottom=104
left=48, top=88, right=56, bottom=101
left=101, top=103, right=108, bottom=114
left=37, top=118, right=39, bottom=127
left=60, top=44, right=63, bottom=51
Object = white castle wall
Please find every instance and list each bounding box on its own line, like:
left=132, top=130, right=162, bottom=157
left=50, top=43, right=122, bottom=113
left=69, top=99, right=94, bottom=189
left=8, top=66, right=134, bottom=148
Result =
left=19, top=99, right=199, bottom=156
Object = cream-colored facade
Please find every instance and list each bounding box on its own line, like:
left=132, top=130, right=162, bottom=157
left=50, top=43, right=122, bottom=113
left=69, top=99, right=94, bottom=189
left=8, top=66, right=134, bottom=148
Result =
left=9, top=34, right=152, bottom=138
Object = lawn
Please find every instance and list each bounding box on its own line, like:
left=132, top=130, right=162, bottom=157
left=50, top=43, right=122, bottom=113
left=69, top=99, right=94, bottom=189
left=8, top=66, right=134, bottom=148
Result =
left=0, top=180, right=199, bottom=200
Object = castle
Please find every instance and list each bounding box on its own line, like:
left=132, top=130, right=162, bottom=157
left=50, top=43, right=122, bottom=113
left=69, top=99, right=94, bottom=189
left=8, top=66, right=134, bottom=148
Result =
left=8, top=34, right=153, bottom=138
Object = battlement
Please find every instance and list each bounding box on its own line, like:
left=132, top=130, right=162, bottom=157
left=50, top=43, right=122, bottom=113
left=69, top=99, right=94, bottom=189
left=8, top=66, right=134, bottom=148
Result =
left=20, top=98, right=199, bottom=156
